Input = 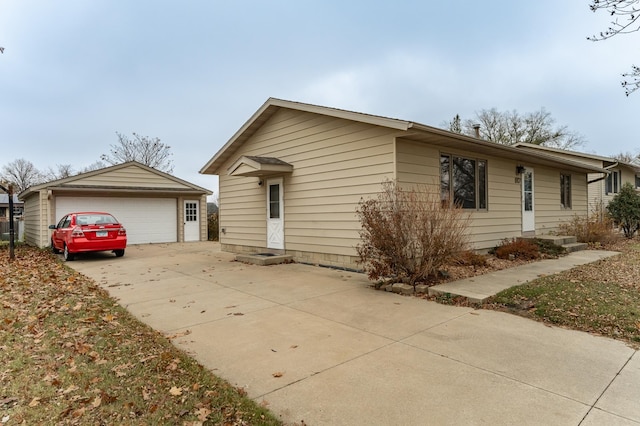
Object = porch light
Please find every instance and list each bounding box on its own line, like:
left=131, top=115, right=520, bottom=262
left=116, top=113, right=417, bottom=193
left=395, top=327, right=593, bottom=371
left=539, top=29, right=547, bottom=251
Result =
left=516, top=165, right=526, bottom=175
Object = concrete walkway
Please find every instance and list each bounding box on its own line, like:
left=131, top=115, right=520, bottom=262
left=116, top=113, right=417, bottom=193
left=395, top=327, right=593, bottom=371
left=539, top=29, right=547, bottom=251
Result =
left=429, top=250, right=621, bottom=303
left=69, top=242, right=639, bottom=426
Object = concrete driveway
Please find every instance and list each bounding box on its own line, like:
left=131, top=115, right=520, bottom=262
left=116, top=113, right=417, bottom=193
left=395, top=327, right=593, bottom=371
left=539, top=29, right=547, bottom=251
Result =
left=70, top=242, right=639, bottom=425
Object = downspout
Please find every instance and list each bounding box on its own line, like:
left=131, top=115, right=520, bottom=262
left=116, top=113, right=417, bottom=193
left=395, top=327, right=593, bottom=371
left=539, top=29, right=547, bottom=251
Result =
left=588, top=162, right=617, bottom=185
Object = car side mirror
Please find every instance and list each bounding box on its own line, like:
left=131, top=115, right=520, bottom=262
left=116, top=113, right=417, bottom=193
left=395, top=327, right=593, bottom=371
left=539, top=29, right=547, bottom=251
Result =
left=48, top=224, right=57, bottom=229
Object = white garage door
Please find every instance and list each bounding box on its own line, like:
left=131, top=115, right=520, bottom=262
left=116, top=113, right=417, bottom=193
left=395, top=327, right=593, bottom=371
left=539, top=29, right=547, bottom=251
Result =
left=56, top=197, right=177, bottom=244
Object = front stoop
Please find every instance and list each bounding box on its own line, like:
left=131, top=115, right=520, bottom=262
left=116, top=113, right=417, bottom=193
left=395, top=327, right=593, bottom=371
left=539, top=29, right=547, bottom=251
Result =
left=526, top=235, right=588, bottom=253
left=236, top=253, right=293, bottom=266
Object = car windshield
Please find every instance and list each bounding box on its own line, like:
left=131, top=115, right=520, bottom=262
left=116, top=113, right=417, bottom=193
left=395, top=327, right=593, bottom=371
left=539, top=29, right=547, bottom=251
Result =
left=76, top=214, right=117, bottom=225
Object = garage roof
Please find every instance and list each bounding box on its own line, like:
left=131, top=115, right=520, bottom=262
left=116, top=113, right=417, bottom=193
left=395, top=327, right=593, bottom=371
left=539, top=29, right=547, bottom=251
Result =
left=20, top=161, right=212, bottom=200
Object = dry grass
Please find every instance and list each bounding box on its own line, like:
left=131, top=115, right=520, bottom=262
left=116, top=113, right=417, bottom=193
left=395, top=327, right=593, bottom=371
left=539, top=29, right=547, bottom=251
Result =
left=0, top=245, right=282, bottom=425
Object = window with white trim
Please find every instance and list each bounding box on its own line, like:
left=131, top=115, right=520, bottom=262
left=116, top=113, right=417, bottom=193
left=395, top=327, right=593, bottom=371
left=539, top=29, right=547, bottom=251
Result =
left=606, top=171, right=620, bottom=194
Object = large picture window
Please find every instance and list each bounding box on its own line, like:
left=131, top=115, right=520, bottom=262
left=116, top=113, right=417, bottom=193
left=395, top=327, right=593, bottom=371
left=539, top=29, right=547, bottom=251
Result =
left=560, top=174, right=571, bottom=209
left=440, top=154, right=487, bottom=209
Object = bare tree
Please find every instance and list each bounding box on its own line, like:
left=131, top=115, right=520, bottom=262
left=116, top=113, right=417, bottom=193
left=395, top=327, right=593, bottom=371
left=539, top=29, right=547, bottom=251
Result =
left=1, top=158, right=43, bottom=192
left=101, top=132, right=174, bottom=173
left=79, top=160, right=107, bottom=173
left=43, top=164, right=75, bottom=181
left=463, top=108, right=509, bottom=144
left=459, top=108, right=585, bottom=149
left=612, top=151, right=639, bottom=163
left=588, top=0, right=640, bottom=95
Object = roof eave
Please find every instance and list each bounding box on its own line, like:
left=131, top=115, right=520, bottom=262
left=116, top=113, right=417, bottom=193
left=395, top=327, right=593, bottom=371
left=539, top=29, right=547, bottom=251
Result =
left=199, top=98, right=411, bottom=175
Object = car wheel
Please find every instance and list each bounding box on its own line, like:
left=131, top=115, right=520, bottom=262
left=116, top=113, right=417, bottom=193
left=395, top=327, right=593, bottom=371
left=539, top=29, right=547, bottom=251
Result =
left=63, top=244, right=75, bottom=261
left=114, top=249, right=125, bottom=257
left=51, top=239, right=60, bottom=254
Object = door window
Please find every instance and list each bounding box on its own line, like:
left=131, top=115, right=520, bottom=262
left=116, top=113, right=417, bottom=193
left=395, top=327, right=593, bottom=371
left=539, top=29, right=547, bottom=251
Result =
left=523, top=170, right=533, bottom=212
left=185, top=202, right=198, bottom=222
left=269, top=184, right=280, bottom=219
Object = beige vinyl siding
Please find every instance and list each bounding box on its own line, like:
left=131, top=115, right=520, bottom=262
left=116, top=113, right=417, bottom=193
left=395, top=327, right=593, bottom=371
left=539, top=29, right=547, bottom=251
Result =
left=535, top=167, right=588, bottom=232
left=218, top=108, right=396, bottom=255
left=219, top=176, right=266, bottom=246
left=67, top=165, right=190, bottom=189
left=396, top=138, right=522, bottom=250
left=587, top=173, right=607, bottom=214
left=22, top=190, right=50, bottom=248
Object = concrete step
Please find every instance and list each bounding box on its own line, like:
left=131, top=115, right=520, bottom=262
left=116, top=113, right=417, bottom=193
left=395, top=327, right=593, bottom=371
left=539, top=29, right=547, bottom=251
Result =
left=236, top=253, right=293, bottom=266
left=562, top=242, right=588, bottom=253
left=534, top=235, right=577, bottom=245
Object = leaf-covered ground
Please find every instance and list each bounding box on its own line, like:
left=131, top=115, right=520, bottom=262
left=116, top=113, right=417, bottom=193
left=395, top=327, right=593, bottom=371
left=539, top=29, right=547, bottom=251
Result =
left=484, top=238, right=640, bottom=348
left=0, top=245, right=282, bottom=425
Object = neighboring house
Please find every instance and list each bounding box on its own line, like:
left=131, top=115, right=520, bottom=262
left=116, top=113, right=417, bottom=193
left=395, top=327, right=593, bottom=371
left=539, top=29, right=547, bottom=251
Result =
left=200, top=98, right=605, bottom=270
left=20, top=161, right=212, bottom=248
left=0, top=194, right=24, bottom=221
left=514, top=143, right=640, bottom=215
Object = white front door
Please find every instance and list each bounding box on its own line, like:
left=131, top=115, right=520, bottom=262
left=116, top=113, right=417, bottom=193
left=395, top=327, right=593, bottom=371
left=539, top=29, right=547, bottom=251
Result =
left=184, top=200, right=200, bottom=241
left=522, top=167, right=535, bottom=233
left=267, top=178, right=284, bottom=249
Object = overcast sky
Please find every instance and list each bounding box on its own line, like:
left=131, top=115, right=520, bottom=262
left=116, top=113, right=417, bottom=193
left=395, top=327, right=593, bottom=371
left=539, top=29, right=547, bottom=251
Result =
left=1, top=1, right=638, bottom=198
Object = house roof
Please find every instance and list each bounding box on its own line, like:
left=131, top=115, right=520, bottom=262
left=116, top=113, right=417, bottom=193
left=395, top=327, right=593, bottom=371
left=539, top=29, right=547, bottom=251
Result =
left=514, top=142, right=640, bottom=173
left=200, top=98, right=607, bottom=176
left=20, top=161, right=212, bottom=200
left=0, top=194, right=22, bottom=205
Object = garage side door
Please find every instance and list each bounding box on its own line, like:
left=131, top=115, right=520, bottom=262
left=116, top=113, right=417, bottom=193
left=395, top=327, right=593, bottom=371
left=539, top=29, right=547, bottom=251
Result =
left=56, top=197, right=177, bottom=244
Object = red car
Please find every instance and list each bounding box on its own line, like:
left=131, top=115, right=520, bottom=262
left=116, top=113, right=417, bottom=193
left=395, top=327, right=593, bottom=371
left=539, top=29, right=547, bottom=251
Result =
left=49, top=212, right=127, bottom=261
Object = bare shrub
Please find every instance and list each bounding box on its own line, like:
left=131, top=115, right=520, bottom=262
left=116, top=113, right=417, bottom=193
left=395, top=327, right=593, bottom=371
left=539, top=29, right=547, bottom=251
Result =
left=492, top=238, right=540, bottom=260
left=558, top=203, right=619, bottom=245
left=356, top=180, right=470, bottom=286
left=454, top=250, right=489, bottom=267
left=207, top=213, right=219, bottom=241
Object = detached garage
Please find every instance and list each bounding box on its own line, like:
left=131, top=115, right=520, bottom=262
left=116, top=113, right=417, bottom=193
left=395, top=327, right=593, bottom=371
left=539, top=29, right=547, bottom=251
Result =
left=20, top=161, right=212, bottom=248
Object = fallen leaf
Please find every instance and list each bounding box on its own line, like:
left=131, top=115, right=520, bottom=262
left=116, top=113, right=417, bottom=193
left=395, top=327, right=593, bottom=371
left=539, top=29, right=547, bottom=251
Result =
left=196, top=407, right=211, bottom=421
left=272, top=372, right=284, bottom=378
left=92, top=396, right=102, bottom=408
left=28, top=397, right=40, bottom=407
left=62, top=384, right=79, bottom=394
left=165, top=330, right=191, bottom=339
left=169, top=386, right=182, bottom=396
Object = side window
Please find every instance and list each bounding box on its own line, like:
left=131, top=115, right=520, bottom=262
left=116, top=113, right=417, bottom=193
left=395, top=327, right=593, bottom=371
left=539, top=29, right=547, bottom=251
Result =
left=560, top=174, right=572, bottom=209
left=606, top=171, right=620, bottom=194
left=57, top=215, right=69, bottom=228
